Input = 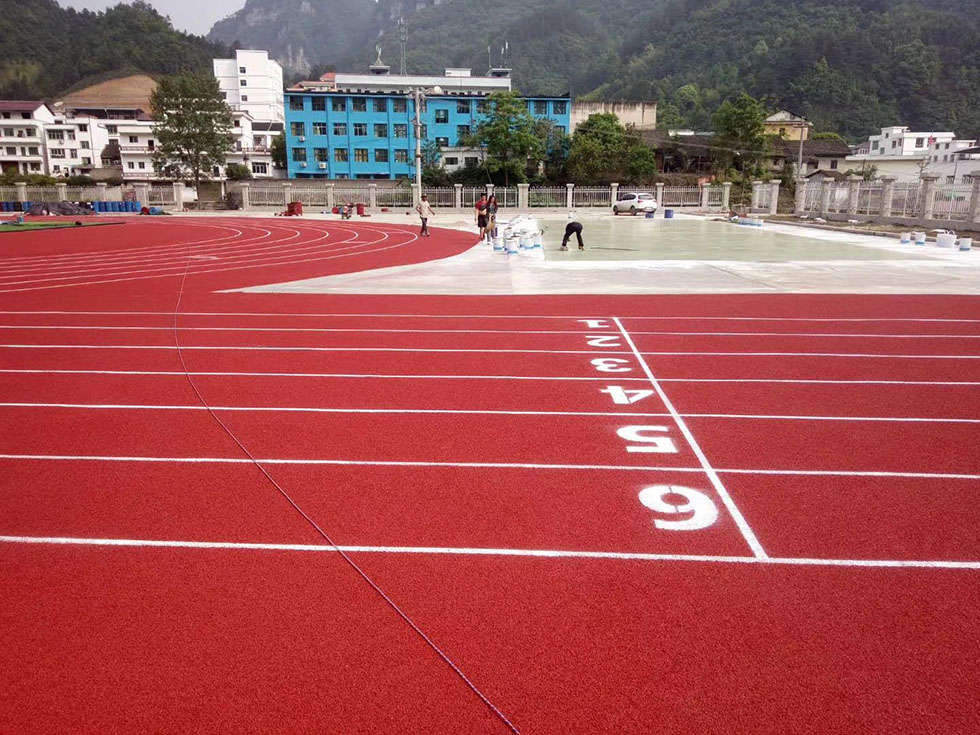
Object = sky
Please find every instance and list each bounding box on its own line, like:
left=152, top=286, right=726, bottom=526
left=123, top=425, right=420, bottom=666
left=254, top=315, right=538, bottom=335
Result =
left=59, top=0, right=245, bottom=36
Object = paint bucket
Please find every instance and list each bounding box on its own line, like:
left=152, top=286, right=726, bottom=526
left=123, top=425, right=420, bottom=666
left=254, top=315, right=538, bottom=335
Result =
left=937, top=233, right=957, bottom=249
left=492, top=232, right=504, bottom=251
left=533, top=232, right=543, bottom=249
left=664, top=209, right=674, bottom=219
left=505, top=234, right=519, bottom=255
left=899, top=232, right=911, bottom=244
left=519, top=234, right=530, bottom=250
left=913, top=231, right=926, bottom=246
left=958, top=237, right=973, bottom=251
left=645, top=211, right=656, bottom=218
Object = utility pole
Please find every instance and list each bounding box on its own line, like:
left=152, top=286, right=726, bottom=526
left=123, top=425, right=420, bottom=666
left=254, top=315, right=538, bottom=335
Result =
left=409, top=84, right=442, bottom=195
left=398, top=18, right=407, bottom=76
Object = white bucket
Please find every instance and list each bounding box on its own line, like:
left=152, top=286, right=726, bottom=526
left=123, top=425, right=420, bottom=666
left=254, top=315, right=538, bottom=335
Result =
left=533, top=232, right=543, bottom=249
left=913, top=231, right=927, bottom=246
left=519, top=234, right=530, bottom=250
left=958, top=237, right=973, bottom=251
left=899, top=232, right=911, bottom=244
left=492, top=232, right=504, bottom=251
left=937, top=233, right=957, bottom=249
left=505, top=235, right=519, bottom=254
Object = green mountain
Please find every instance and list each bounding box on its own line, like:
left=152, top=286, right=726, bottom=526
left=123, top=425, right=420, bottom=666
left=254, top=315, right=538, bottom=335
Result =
left=210, top=0, right=980, bottom=141
left=0, top=0, right=230, bottom=100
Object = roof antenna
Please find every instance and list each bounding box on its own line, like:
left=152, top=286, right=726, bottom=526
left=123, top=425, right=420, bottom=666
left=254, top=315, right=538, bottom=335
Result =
left=398, top=18, right=407, bottom=75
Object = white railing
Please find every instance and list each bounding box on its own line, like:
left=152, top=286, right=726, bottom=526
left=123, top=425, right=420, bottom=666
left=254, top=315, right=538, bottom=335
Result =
left=24, top=186, right=59, bottom=201
left=460, top=187, right=484, bottom=208
left=572, top=186, right=611, bottom=207
left=493, top=186, right=518, bottom=208
left=528, top=186, right=565, bottom=207
left=249, top=184, right=286, bottom=206
left=661, top=186, right=702, bottom=207
left=707, top=186, right=724, bottom=208
left=892, top=184, right=922, bottom=218
left=376, top=187, right=414, bottom=207
left=148, top=186, right=175, bottom=205
left=856, top=184, right=883, bottom=216
left=422, top=187, right=454, bottom=207
left=934, top=184, right=972, bottom=220
left=0, top=186, right=19, bottom=201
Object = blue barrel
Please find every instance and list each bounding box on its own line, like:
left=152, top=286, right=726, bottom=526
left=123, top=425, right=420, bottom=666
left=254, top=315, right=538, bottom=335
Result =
left=2, top=202, right=9, bottom=212
left=664, top=209, right=674, bottom=219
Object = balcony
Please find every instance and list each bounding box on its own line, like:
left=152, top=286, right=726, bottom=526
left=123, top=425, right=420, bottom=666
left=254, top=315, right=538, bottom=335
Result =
left=119, top=143, right=154, bottom=153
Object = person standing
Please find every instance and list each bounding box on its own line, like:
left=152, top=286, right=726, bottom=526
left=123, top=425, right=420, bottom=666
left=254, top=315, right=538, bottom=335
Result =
left=416, top=194, right=433, bottom=237
left=475, top=194, right=489, bottom=242
left=560, top=221, right=585, bottom=250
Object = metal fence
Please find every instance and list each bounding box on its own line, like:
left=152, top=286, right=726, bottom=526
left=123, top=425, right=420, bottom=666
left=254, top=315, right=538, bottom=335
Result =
left=249, top=183, right=286, bottom=206
left=0, top=186, right=19, bottom=201
left=147, top=185, right=175, bottom=205
left=572, top=186, right=611, bottom=207
left=376, top=187, right=413, bottom=207
left=422, top=187, right=454, bottom=207
left=661, top=186, right=701, bottom=207
left=706, top=186, right=724, bottom=208
left=934, top=184, right=973, bottom=220
left=892, top=184, right=922, bottom=218
left=529, top=186, right=566, bottom=207
left=855, top=183, right=883, bottom=216
left=63, top=186, right=103, bottom=201
left=493, top=186, right=518, bottom=208
left=460, top=187, right=483, bottom=208
left=23, top=186, right=59, bottom=201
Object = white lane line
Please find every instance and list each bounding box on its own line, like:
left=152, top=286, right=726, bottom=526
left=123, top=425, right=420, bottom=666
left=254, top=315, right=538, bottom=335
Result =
left=631, top=331, right=980, bottom=339
left=2, top=311, right=980, bottom=324
left=0, top=369, right=647, bottom=382
left=0, top=325, right=606, bottom=335
left=613, top=316, right=768, bottom=559
left=1, top=455, right=977, bottom=480
left=0, top=344, right=629, bottom=355
left=1, top=535, right=976, bottom=570
left=3, top=344, right=977, bottom=359
left=3, top=403, right=979, bottom=424
left=0, top=402, right=671, bottom=418
left=0, top=369, right=975, bottom=386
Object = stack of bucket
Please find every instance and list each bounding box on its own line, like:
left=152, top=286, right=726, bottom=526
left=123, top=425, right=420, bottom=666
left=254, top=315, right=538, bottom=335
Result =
left=901, top=231, right=973, bottom=251
left=92, top=201, right=141, bottom=213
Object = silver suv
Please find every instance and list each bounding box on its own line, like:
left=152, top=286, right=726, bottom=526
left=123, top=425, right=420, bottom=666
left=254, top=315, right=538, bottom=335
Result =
left=613, top=192, right=658, bottom=215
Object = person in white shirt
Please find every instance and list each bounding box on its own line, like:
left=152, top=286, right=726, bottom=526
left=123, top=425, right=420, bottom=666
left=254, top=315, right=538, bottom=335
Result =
left=416, top=194, right=433, bottom=237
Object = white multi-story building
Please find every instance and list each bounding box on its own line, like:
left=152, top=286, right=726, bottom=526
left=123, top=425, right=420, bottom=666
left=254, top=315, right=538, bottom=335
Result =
left=0, top=101, right=54, bottom=176
left=214, top=50, right=285, bottom=125
left=865, top=126, right=957, bottom=157
left=846, top=125, right=979, bottom=182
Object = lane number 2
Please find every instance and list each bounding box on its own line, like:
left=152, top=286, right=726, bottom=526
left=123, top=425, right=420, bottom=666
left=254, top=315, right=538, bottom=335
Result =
left=638, top=485, right=718, bottom=531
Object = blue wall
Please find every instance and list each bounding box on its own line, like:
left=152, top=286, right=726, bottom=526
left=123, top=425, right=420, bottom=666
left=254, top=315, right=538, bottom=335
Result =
left=284, top=92, right=571, bottom=179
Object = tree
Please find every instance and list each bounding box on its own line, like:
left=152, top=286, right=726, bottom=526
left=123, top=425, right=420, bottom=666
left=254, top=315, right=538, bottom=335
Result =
left=225, top=162, right=252, bottom=180
left=472, top=91, right=543, bottom=186
left=420, top=140, right=450, bottom=186
left=535, top=118, right=570, bottom=183
left=627, top=145, right=658, bottom=182
left=711, top=93, right=769, bottom=174
left=150, top=73, right=234, bottom=188
left=270, top=133, right=286, bottom=170
left=566, top=113, right=643, bottom=184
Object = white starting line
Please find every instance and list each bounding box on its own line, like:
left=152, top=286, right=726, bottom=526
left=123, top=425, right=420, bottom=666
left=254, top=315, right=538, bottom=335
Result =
left=1, top=534, right=976, bottom=570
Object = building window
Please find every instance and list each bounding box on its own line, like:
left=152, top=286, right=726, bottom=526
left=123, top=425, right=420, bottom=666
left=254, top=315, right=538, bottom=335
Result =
left=830, top=159, right=838, bottom=169
left=239, top=66, right=246, bottom=74
left=444, top=156, right=458, bottom=165
left=5, top=146, right=15, bottom=155
left=252, top=162, right=268, bottom=174
left=292, top=148, right=306, bottom=162
left=234, top=119, right=241, bottom=128
left=947, top=175, right=956, bottom=184
left=353, top=123, right=367, bottom=136
left=456, top=125, right=470, bottom=139
left=477, top=100, right=489, bottom=114
left=312, top=122, right=327, bottom=135
left=312, top=97, right=326, bottom=111
left=373, top=99, right=387, bottom=113
left=435, top=137, right=449, bottom=147
left=332, top=98, right=346, bottom=112
left=533, top=100, right=547, bottom=115
left=127, top=162, right=134, bottom=169
left=241, top=95, right=248, bottom=102
left=374, top=148, right=389, bottom=162
left=240, top=79, right=247, bottom=87
left=81, top=141, right=90, bottom=149
left=465, top=156, right=478, bottom=166
left=420, top=124, right=427, bottom=138
left=334, top=148, right=349, bottom=162
left=50, top=148, right=65, bottom=158
left=434, top=109, right=449, bottom=124
left=314, top=148, right=328, bottom=162
left=393, top=124, right=408, bottom=138
left=393, top=99, right=407, bottom=113
left=333, top=123, right=347, bottom=136
left=291, top=122, right=305, bottom=136
left=47, top=130, right=64, bottom=140
left=915, top=137, right=924, bottom=147
left=81, top=157, right=91, bottom=165
left=374, top=123, right=388, bottom=138
left=945, top=142, right=951, bottom=149
left=556, top=125, right=565, bottom=135
left=553, top=101, right=567, bottom=115
left=138, top=161, right=145, bottom=169
left=394, top=149, right=409, bottom=163
left=352, top=98, right=367, bottom=112
left=289, top=96, right=304, bottom=111
left=456, top=100, right=471, bottom=114
left=129, top=135, right=138, bottom=143
left=28, top=146, right=39, bottom=155
left=354, top=148, right=369, bottom=162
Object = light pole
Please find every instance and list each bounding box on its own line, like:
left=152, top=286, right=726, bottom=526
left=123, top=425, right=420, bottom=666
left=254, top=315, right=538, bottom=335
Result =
left=408, top=85, right=442, bottom=199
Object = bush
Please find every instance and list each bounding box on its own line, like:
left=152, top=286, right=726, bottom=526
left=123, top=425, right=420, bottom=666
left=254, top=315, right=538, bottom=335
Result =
left=66, top=175, right=95, bottom=185
left=225, top=163, right=252, bottom=180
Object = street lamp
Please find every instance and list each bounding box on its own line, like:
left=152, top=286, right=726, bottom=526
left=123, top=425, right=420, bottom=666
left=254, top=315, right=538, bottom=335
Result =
left=408, top=85, right=442, bottom=199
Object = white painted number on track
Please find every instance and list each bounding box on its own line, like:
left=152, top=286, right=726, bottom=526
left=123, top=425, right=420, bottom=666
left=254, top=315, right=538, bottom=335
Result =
left=591, top=358, right=632, bottom=373
left=600, top=386, right=655, bottom=405
left=616, top=425, right=678, bottom=453
left=578, top=319, right=610, bottom=329
left=586, top=336, right=622, bottom=348
left=638, top=485, right=718, bottom=531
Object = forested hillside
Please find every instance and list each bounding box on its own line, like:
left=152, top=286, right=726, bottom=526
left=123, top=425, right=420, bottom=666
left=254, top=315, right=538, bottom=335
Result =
left=0, top=0, right=230, bottom=100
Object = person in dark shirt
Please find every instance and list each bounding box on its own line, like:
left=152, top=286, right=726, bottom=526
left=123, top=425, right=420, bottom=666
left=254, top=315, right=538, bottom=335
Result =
left=560, top=221, right=584, bottom=250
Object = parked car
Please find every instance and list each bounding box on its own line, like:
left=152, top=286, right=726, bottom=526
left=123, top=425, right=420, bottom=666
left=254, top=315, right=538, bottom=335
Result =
left=613, top=192, right=658, bottom=215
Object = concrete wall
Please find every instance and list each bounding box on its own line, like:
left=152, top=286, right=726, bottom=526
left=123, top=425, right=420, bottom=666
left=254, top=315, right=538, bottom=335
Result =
left=570, top=101, right=657, bottom=132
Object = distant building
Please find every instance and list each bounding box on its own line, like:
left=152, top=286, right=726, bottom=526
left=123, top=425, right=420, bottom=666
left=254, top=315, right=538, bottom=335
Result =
left=284, top=64, right=570, bottom=179
left=570, top=101, right=657, bottom=133
left=0, top=101, right=54, bottom=176
left=846, top=125, right=977, bottom=182
left=763, top=111, right=812, bottom=141
left=770, top=138, right=851, bottom=176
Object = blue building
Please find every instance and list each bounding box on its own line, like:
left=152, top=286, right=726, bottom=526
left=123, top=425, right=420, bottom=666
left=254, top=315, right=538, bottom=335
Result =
left=284, top=66, right=570, bottom=180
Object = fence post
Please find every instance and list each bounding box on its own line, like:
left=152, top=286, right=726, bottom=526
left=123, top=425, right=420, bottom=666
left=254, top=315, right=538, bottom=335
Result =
left=15, top=181, right=27, bottom=203
left=56, top=182, right=68, bottom=201
left=970, top=172, right=980, bottom=224
left=368, top=183, right=377, bottom=209
left=846, top=174, right=861, bottom=215
left=768, top=180, right=780, bottom=215
left=750, top=181, right=763, bottom=210
left=880, top=177, right=896, bottom=217
left=326, top=184, right=335, bottom=209
left=454, top=183, right=463, bottom=209
left=239, top=183, right=250, bottom=211
left=517, top=183, right=529, bottom=210
left=655, top=182, right=664, bottom=206
left=699, top=184, right=710, bottom=210
left=171, top=182, right=183, bottom=210
left=411, top=183, right=420, bottom=207
left=565, top=182, right=574, bottom=209
left=819, top=178, right=832, bottom=217
left=721, top=181, right=732, bottom=211
left=97, top=182, right=108, bottom=204
left=920, top=175, right=939, bottom=219
left=486, top=183, right=494, bottom=200
left=610, top=182, right=619, bottom=206
left=281, top=181, right=292, bottom=205
left=794, top=177, right=807, bottom=215
left=134, top=183, right=149, bottom=208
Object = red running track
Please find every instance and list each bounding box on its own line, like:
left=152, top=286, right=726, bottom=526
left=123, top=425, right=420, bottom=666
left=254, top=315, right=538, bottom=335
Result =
left=1, top=217, right=979, bottom=733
